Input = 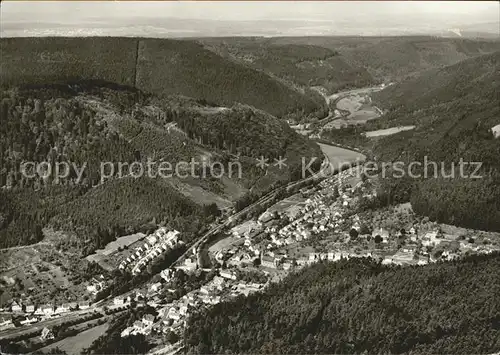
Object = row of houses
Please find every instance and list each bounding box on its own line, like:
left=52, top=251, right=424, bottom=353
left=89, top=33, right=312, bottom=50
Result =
left=118, top=229, right=182, bottom=275
left=8, top=300, right=91, bottom=315
left=152, top=275, right=265, bottom=337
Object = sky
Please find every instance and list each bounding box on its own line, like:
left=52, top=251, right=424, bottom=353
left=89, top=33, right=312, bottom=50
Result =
left=1, top=1, right=499, bottom=37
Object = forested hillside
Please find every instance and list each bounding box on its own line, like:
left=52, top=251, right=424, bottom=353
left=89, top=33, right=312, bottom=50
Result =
left=200, top=38, right=374, bottom=94
left=185, top=254, right=500, bottom=354
left=149, top=96, right=321, bottom=162
left=339, top=36, right=500, bottom=81
left=0, top=83, right=321, bottom=251
left=136, top=39, right=327, bottom=119
left=230, top=36, right=500, bottom=83
left=369, top=51, right=500, bottom=231
left=0, top=37, right=327, bottom=119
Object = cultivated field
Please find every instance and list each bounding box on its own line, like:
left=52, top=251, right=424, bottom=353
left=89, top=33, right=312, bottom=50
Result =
left=267, top=195, right=306, bottom=217
left=208, top=236, right=243, bottom=254
left=0, top=244, right=89, bottom=306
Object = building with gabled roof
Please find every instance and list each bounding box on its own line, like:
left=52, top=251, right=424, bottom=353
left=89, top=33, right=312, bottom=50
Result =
left=40, top=327, right=54, bottom=341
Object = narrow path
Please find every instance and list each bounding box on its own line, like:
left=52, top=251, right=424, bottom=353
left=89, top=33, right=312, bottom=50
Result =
left=0, top=241, right=52, bottom=252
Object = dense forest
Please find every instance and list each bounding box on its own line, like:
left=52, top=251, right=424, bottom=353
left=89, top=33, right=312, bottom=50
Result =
left=372, top=52, right=500, bottom=231
left=0, top=83, right=322, bottom=250
left=201, top=36, right=500, bottom=85
left=148, top=97, right=322, bottom=162
left=200, top=39, right=374, bottom=94
left=185, top=253, right=500, bottom=354
left=338, top=37, right=500, bottom=81
left=1, top=37, right=328, bottom=119
left=0, top=85, right=203, bottom=251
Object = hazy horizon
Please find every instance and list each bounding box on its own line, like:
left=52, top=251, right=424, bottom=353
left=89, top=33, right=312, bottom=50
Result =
left=1, top=1, right=499, bottom=38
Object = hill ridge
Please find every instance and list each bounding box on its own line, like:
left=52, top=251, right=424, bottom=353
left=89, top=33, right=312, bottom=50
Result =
left=0, top=37, right=327, bottom=118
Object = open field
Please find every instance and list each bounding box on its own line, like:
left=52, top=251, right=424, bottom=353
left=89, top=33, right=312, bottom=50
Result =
left=267, top=195, right=306, bottom=217
left=364, top=125, right=416, bottom=137
left=37, top=323, right=109, bottom=355
left=318, top=85, right=386, bottom=130
left=230, top=220, right=260, bottom=237
left=336, top=95, right=365, bottom=113
left=336, top=94, right=381, bottom=122
left=317, top=143, right=365, bottom=169
left=88, top=233, right=146, bottom=258
left=208, top=236, right=243, bottom=254
left=166, top=178, right=233, bottom=208
left=86, top=232, right=146, bottom=271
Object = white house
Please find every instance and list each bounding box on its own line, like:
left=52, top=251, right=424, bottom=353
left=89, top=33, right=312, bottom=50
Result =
left=20, top=316, right=38, bottom=325
left=40, top=327, right=54, bottom=341
left=150, top=282, right=162, bottom=293
left=491, top=124, right=500, bottom=139
left=78, top=301, right=91, bottom=310
left=42, top=305, right=54, bottom=316
left=11, top=301, right=22, bottom=313
left=55, top=304, right=69, bottom=314
left=160, top=268, right=174, bottom=282
left=220, top=270, right=237, bottom=280
left=168, top=310, right=181, bottom=321
left=114, top=297, right=125, bottom=306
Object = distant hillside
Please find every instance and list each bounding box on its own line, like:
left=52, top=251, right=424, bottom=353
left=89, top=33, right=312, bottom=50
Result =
left=0, top=37, right=138, bottom=87
left=337, top=37, right=500, bottom=82
left=253, top=36, right=500, bottom=82
left=185, top=254, right=500, bottom=354
left=199, top=38, right=374, bottom=94
left=0, top=37, right=326, bottom=119
left=372, top=51, right=500, bottom=166
left=369, top=51, right=500, bottom=231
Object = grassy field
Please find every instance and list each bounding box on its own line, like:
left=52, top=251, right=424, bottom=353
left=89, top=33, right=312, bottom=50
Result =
left=85, top=232, right=147, bottom=270
left=336, top=94, right=381, bottom=123
left=89, top=233, right=146, bottom=257
left=208, top=236, right=243, bottom=254
left=267, top=195, right=306, bottom=216
left=318, top=142, right=365, bottom=170
left=167, top=178, right=233, bottom=208
left=1, top=37, right=325, bottom=118
left=39, top=323, right=109, bottom=355
left=364, top=126, right=416, bottom=137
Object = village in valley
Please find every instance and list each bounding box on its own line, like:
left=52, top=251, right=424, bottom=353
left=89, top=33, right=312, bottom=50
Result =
left=103, top=166, right=500, bottom=345
left=2, top=167, right=500, bottom=352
